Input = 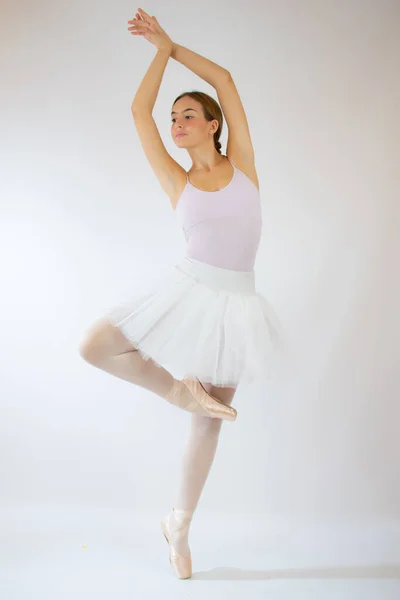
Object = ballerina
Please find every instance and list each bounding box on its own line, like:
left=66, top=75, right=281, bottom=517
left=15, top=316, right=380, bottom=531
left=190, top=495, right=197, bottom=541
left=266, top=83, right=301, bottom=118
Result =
left=79, top=6, right=282, bottom=580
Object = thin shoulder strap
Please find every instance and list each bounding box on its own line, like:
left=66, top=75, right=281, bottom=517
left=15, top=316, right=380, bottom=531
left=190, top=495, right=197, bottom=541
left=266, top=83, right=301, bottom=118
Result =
left=226, top=155, right=236, bottom=169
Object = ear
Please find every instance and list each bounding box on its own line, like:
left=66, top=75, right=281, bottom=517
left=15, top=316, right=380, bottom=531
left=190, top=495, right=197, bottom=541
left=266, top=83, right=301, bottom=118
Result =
left=211, top=119, right=219, bottom=134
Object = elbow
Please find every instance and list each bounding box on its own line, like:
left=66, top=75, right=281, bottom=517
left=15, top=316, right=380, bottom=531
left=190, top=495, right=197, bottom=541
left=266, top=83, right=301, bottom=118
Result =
left=131, top=105, right=151, bottom=115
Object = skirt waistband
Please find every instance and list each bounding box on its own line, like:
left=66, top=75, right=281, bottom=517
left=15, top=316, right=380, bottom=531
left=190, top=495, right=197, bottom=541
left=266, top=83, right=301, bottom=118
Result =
left=176, top=256, right=256, bottom=295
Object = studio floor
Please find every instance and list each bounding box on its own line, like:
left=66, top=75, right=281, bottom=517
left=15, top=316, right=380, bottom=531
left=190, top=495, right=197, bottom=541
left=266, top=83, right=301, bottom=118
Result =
left=1, top=506, right=399, bottom=600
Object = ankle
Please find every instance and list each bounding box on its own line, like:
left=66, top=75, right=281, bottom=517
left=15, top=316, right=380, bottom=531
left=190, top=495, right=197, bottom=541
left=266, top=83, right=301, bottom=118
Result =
left=165, top=378, right=181, bottom=402
left=171, top=507, right=194, bottom=520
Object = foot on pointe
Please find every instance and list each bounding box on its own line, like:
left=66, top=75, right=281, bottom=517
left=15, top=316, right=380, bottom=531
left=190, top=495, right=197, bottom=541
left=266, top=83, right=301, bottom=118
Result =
left=161, top=507, right=194, bottom=579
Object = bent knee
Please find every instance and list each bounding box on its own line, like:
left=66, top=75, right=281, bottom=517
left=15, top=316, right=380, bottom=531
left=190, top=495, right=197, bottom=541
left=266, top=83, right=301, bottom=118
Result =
left=78, top=336, right=99, bottom=363
left=78, top=328, right=103, bottom=363
left=78, top=317, right=132, bottom=363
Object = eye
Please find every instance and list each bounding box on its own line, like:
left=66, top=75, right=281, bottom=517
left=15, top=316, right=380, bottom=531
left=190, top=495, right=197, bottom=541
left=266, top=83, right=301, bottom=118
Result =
left=171, top=116, right=193, bottom=123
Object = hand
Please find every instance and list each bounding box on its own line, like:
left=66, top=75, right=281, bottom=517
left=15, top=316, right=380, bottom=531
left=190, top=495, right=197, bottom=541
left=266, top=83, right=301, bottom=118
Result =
left=127, top=8, right=174, bottom=52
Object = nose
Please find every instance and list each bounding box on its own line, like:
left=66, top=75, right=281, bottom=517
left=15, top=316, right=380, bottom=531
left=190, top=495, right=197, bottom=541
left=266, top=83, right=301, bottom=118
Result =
left=173, top=125, right=184, bottom=135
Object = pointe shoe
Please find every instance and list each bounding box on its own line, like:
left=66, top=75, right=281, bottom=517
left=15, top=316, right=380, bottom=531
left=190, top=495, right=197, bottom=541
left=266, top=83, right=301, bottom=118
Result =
left=161, top=509, right=193, bottom=579
left=186, top=377, right=237, bottom=421
left=165, top=377, right=237, bottom=421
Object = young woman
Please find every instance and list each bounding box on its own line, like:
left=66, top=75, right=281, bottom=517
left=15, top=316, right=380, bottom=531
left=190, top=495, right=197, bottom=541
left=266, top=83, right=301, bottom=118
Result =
left=79, top=8, right=282, bottom=580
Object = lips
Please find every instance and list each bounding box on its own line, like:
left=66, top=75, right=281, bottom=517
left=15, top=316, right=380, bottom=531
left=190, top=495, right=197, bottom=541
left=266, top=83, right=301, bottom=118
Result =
left=176, top=133, right=186, bottom=138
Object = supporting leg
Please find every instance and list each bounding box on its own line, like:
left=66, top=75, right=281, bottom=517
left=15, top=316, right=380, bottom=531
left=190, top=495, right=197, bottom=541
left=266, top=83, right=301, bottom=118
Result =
left=167, top=383, right=237, bottom=556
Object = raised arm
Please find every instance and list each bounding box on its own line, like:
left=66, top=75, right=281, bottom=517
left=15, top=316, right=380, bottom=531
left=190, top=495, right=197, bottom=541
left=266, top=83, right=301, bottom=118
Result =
left=127, top=10, right=186, bottom=207
left=127, top=9, right=229, bottom=208
left=130, top=46, right=185, bottom=208
left=129, top=9, right=229, bottom=111
left=128, top=9, right=256, bottom=207
left=129, top=10, right=174, bottom=112
left=169, top=43, right=255, bottom=168
left=170, top=42, right=230, bottom=87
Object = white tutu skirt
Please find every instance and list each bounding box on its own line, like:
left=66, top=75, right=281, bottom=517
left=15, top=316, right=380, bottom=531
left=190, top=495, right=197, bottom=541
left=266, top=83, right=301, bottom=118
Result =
left=104, top=256, right=284, bottom=387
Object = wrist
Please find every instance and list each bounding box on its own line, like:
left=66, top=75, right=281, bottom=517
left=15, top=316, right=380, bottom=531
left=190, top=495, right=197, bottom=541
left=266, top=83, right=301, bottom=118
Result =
left=158, top=40, right=174, bottom=55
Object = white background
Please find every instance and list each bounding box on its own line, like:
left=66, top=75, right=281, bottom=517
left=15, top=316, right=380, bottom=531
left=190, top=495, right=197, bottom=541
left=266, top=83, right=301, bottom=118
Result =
left=1, top=0, right=399, bottom=598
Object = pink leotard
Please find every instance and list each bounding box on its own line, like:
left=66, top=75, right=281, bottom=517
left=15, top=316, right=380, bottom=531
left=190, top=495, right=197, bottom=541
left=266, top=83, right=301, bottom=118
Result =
left=175, top=157, right=262, bottom=272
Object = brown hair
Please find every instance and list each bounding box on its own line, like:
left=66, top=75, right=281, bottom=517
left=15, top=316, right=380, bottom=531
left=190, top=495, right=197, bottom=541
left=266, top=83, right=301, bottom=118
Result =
left=172, top=91, right=223, bottom=154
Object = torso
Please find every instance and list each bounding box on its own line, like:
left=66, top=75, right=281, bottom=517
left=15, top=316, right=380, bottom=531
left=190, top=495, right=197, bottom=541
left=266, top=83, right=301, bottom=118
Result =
left=170, top=155, right=259, bottom=208
left=173, top=154, right=262, bottom=272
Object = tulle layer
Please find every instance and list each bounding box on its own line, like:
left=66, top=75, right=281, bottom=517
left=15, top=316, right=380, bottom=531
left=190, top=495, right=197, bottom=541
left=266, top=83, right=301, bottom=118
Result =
left=104, top=256, right=284, bottom=387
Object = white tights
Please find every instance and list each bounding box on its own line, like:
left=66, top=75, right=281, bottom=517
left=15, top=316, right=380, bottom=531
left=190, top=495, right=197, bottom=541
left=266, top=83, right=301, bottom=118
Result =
left=168, top=381, right=235, bottom=555
left=79, top=319, right=237, bottom=556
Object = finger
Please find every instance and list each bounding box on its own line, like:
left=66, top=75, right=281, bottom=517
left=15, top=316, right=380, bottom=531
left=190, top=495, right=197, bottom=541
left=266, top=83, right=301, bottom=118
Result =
left=138, top=8, right=152, bottom=20
left=127, top=13, right=143, bottom=24
left=128, top=26, right=146, bottom=33
left=127, top=20, right=145, bottom=29
left=127, top=19, right=148, bottom=29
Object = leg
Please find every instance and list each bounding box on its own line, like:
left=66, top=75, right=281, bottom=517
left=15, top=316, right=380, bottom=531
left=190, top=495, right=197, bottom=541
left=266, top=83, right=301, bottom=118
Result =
left=79, top=318, right=236, bottom=419
left=167, top=383, right=237, bottom=556
left=175, top=382, right=236, bottom=509
left=78, top=317, right=175, bottom=397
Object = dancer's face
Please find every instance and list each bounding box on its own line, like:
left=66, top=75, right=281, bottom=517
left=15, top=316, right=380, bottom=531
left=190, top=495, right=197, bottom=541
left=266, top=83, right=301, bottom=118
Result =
left=171, top=97, right=217, bottom=148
